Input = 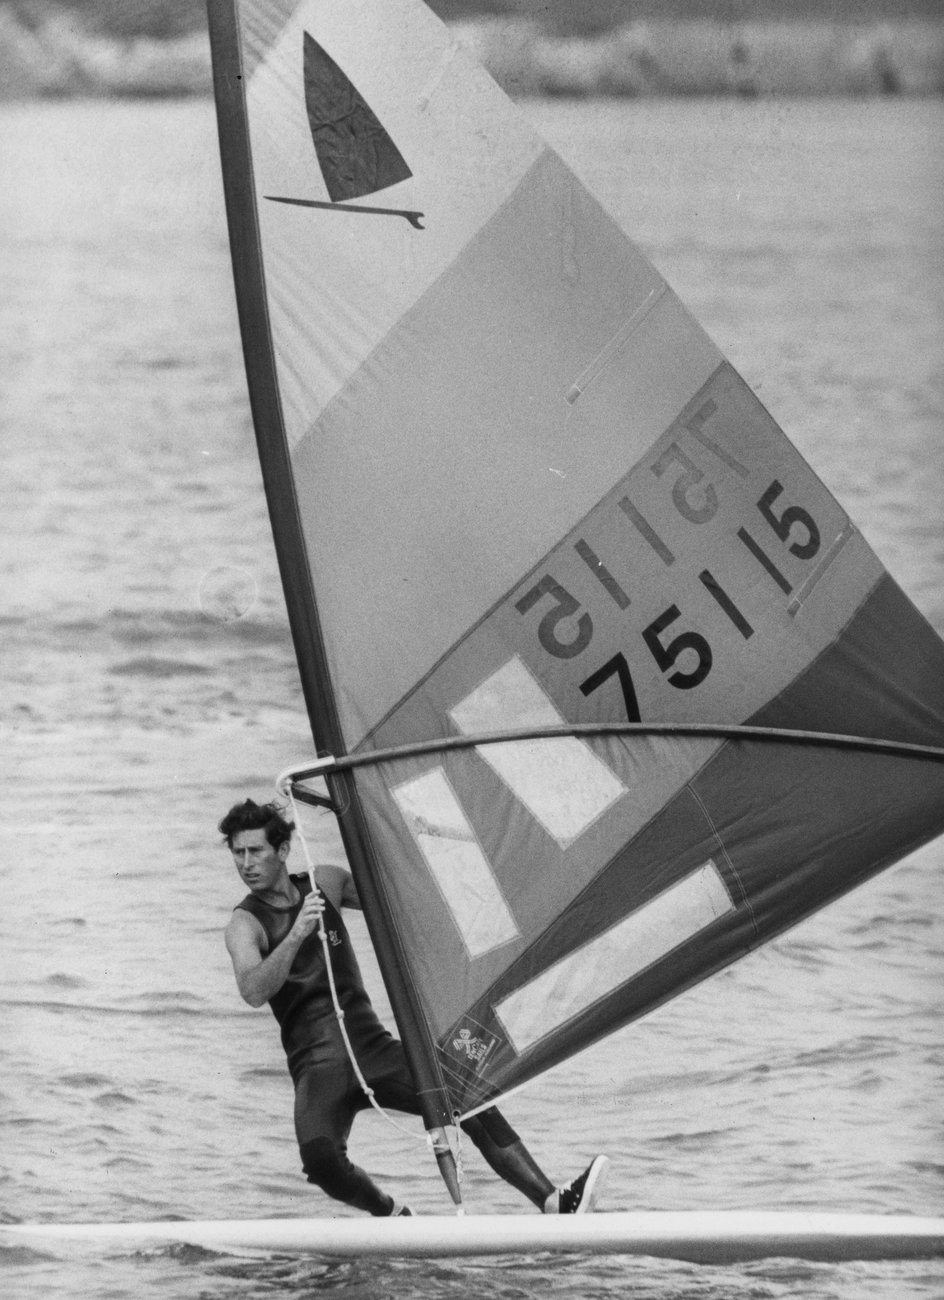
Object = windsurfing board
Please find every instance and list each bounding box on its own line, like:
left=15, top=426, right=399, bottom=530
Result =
left=3, top=1210, right=943, bottom=1263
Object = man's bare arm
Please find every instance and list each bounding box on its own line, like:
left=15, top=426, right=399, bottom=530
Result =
left=224, top=895, right=324, bottom=1008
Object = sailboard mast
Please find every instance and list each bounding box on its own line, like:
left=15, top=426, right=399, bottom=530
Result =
left=206, top=0, right=463, bottom=1202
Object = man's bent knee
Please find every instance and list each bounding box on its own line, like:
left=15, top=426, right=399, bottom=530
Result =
left=299, top=1137, right=354, bottom=1193
left=462, top=1105, right=519, bottom=1149
left=299, top=1137, right=392, bottom=1215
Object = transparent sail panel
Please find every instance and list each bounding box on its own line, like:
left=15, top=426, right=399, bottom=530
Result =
left=495, top=861, right=734, bottom=1053
left=392, top=767, right=520, bottom=958
left=450, top=657, right=626, bottom=847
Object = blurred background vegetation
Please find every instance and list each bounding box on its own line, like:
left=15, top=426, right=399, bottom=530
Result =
left=1, top=0, right=942, bottom=97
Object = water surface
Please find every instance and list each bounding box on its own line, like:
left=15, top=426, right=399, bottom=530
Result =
left=1, top=96, right=942, bottom=1298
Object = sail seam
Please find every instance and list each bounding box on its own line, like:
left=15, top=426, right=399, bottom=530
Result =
left=565, top=283, right=668, bottom=404
left=685, top=784, right=758, bottom=938
left=788, top=523, right=854, bottom=615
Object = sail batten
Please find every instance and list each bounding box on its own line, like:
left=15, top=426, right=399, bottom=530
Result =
left=211, top=0, right=944, bottom=1152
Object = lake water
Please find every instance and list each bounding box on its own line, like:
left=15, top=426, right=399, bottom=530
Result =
left=1, top=94, right=942, bottom=1298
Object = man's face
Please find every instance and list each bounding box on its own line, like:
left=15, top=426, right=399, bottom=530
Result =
left=230, top=828, right=286, bottom=892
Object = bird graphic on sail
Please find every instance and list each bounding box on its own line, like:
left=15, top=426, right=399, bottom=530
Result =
left=266, top=32, right=425, bottom=228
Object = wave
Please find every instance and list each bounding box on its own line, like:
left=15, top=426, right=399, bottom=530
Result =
left=108, top=656, right=213, bottom=679
left=92, top=1089, right=139, bottom=1110
left=786, top=1035, right=899, bottom=1070
left=104, top=608, right=289, bottom=647
left=42, top=973, right=89, bottom=991
left=60, top=1072, right=113, bottom=1089
left=650, top=1128, right=731, bottom=1148
left=14, top=601, right=287, bottom=636
left=0, top=1242, right=54, bottom=1266
left=3, top=998, right=247, bottom=1019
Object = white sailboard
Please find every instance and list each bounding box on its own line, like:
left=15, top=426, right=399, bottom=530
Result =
left=3, top=1211, right=943, bottom=1264
left=15, top=0, right=942, bottom=1259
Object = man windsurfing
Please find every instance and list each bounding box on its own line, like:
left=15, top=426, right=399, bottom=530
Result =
left=221, top=797, right=610, bottom=1216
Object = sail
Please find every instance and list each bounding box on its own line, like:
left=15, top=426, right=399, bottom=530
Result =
left=207, top=0, right=944, bottom=1140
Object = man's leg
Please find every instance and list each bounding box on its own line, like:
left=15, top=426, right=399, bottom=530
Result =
left=294, top=1060, right=398, bottom=1216
left=463, top=1113, right=610, bottom=1213
left=364, top=1039, right=607, bottom=1212
left=460, top=1108, right=555, bottom=1209
left=364, top=1043, right=554, bottom=1209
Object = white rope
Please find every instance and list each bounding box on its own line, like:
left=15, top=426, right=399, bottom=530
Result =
left=281, top=781, right=454, bottom=1159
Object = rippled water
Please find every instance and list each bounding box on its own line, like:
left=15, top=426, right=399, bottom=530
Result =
left=1, top=96, right=942, bottom=1298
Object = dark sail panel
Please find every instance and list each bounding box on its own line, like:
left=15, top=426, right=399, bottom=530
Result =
left=304, top=31, right=412, bottom=202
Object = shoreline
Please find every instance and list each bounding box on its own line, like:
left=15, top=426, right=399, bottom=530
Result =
left=0, top=14, right=942, bottom=100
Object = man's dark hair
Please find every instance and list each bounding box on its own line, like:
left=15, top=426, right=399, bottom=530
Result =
left=219, top=799, right=294, bottom=850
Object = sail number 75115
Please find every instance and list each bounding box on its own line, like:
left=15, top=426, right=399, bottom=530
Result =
left=515, top=478, right=821, bottom=721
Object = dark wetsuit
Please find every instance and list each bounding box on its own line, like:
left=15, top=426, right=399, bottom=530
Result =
left=235, top=873, right=527, bottom=1214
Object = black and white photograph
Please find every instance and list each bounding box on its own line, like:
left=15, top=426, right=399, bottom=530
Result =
left=2, top=2, right=942, bottom=1296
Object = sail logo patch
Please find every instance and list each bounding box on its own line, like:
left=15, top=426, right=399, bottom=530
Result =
left=439, top=1017, right=505, bottom=1106
left=442, top=1019, right=501, bottom=1076
left=265, top=32, right=425, bottom=229
left=452, top=1027, right=494, bottom=1063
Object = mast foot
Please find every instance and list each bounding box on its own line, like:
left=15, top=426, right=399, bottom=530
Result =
left=428, top=1126, right=463, bottom=1211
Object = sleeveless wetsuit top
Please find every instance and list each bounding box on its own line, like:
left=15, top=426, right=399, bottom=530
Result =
left=234, top=874, right=391, bottom=1078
